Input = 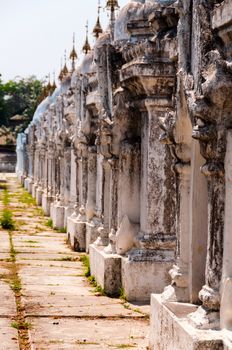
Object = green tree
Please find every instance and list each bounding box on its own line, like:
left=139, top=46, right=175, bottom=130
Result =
left=0, top=74, right=43, bottom=133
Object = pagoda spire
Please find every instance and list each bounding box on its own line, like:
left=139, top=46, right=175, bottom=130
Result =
left=106, top=0, right=119, bottom=41
left=93, top=0, right=103, bottom=39
left=69, top=33, right=78, bottom=72
left=47, top=73, right=52, bottom=96
left=62, top=50, right=69, bottom=76
left=58, top=58, right=64, bottom=82
left=82, top=21, right=91, bottom=55
left=52, top=71, right=57, bottom=91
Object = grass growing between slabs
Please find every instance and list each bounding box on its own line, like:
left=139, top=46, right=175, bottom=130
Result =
left=0, top=187, right=15, bottom=230
left=0, top=181, right=32, bottom=349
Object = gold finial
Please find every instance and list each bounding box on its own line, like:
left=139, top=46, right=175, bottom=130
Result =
left=47, top=73, right=52, bottom=95
left=62, top=50, right=69, bottom=75
left=52, top=71, right=57, bottom=90
left=93, top=0, right=103, bottom=39
left=69, top=33, right=78, bottom=71
left=82, top=21, right=91, bottom=55
left=58, top=58, right=64, bottom=81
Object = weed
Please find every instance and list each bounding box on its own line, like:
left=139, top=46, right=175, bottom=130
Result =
left=55, top=227, right=67, bottom=233
left=119, top=287, right=127, bottom=301
left=10, top=278, right=22, bottom=293
left=0, top=209, right=15, bottom=230
left=75, top=340, right=99, bottom=345
left=59, top=256, right=75, bottom=261
left=2, top=189, right=10, bottom=206
left=88, top=275, right=105, bottom=295
left=80, top=255, right=91, bottom=277
left=11, top=321, right=32, bottom=330
left=23, top=240, right=39, bottom=244
left=18, top=191, right=36, bottom=206
left=46, top=218, right=53, bottom=228
left=49, top=340, right=64, bottom=344
left=36, top=208, right=45, bottom=216
left=113, top=345, right=136, bottom=348
left=94, top=284, right=106, bottom=295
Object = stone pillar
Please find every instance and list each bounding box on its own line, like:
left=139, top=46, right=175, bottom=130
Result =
left=221, top=129, right=232, bottom=337
left=67, top=147, right=81, bottom=251
left=139, top=102, right=176, bottom=261
left=85, top=147, right=98, bottom=249
left=165, top=163, right=191, bottom=302
left=86, top=147, right=97, bottom=222
left=189, top=141, right=208, bottom=304
left=63, top=147, right=72, bottom=227
left=104, top=157, right=119, bottom=254
left=189, top=122, right=225, bottom=329
left=95, top=159, right=111, bottom=247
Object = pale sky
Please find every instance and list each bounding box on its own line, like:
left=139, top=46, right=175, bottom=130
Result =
left=0, top=0, right=128, bottom=83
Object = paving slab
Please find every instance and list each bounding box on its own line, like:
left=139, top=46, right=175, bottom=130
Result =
left=22, top=295, right=145, bottom=318
left=0, top=318, right=19, bottom=350
left=0, top=176, right=149, bottom=350
left=28, top=317, right=149, bottom=350
left=0, top=281, right=17, bottom=316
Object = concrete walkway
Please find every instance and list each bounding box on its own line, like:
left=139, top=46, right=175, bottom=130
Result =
left=0, top=175, right=149, bottom=350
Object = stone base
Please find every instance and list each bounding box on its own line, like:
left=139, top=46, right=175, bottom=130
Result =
left=42, top=194, right=53, bottom=216
left=35, top=188, right=43, bottom=206
left=86, top=222, right=99, bottom=253
left=28, top=181, right=33, bottom=194
left=75, top=220, right=86, bottom=252
left=24, top=178, right=33, bottom=193
left=149, top=294, right=223, bottom=350
left=66, top=217, right=87, bottom=252
left=121, top=258, right=172, bottom=302
left=51, top=204, right=65, bottom=229
left=89, top=244, right=122, bottom=296
left=67, top=216, right=78, bottom=250
left=32, top=183, right=38, bottom=198
left=64, top=206, right=73, bottom=228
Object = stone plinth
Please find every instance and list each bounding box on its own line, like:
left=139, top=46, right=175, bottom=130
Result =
left=67, top=216, right=86, bottom=252
left=42, top=193, right=53, bottom=216
left=32, top=183, right=38, bottom=198
left=51, top=203, right=65, bottom=229
left=67, top=216, right=78, bottom=250
left=121, top=257, right=172, bottom=302
left=35, top=187, right=43, bottom=206
left=64, top=206, right=73, bottom=228
left=89, top=244, right=122, bottom=296
left=24, top=177, right=33, bottom=194
left=149, top=294, right=223, bottom=350
left=86, top=222, right=99, bottom=254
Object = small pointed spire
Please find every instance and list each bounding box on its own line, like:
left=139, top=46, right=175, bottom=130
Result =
left=62, top=50, right=69, bottom=75
left=69, top=33, right=78, bottom=72
left=47, top=73, right=52, bottom=95
left=58, top=58, right=64, bottom=81
left=52, top=71, right=57, bottom=90
left=93, top=0, right=103, bottom=39
left=106, top=0, right=119, bottom=41
left=82, top=21, right=91, bottom=55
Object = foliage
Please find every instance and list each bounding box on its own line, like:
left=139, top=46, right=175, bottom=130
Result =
left=46, top=218, right=53, bottom=228
left=0, top=208, right=15, bottom=230
left=0, top=73, right=43, bottom=135
left=18, top=190, right=36, bottom=206
left=0, top=188, right=15, bottom=230
left=80, top=254, right=91, bottom=277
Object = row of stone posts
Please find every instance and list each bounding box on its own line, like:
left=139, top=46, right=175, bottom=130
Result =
left=16, top=0, right=232, bottom=349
